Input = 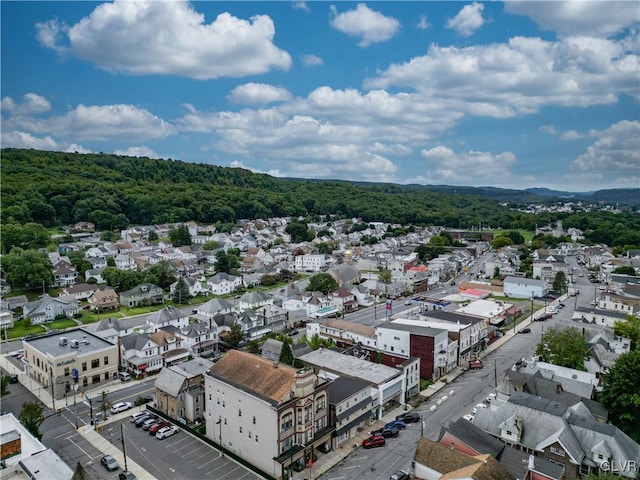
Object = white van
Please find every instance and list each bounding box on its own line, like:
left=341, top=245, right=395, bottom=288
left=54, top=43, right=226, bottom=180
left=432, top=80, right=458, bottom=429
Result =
left=119, top=372, right=131, bottom=382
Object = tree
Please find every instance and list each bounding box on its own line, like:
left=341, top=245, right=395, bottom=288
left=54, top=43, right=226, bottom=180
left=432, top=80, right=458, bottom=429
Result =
left=599, top=350, right=640, bottom=443
left=301, top=333, right=334, bottom=350
left=612, top=266, right=637, bottom=276
left=0, top=374, right=9, bottom=397
left=214, top=250, right=240, bottom=274
left=492, top=236, right=512, bottom=249
left=147, top=230, right=159, bottom=241
left=306, top=273, right=338, bottom=295
left=493, top=266, right=501, bottom=279
left=505, top=230, right=525, bottom=245
left=552, top=271, right=568, bottom=293
left=172, top=277, right=190, bottom=304
left=99, top=390, right=112, bottom=421
left=279, top=342, right=295, bottom=366
left=106, top=256, right=116, bottom=267
left=225, top=323, right=245, bottom=349
left=0, top=222, right=50, bottom=253
left=535, top=327, right=588, bottom=371
left=285, top=221, right=314, bottom=243
left=19, top=402, right=44, bottom=440
left=202, top=240, right=220, bottom=250
left=1, top=247, right=53, bottom=289
left=168, top=224, right=192, bottom=247
left=146, top=260, right=177, bottom=290
left=613, top=315, right=640, bottom=350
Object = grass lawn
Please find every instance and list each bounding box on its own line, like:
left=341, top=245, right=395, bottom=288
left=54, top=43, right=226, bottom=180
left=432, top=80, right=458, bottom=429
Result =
left=491, top=229, right=534, bottom=243
left=6, top=321, right=47, bottom=340
left=47, top=318, right=79, bottom=330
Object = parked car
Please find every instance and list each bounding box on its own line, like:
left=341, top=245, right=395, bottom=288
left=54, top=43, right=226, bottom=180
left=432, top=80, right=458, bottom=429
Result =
left=8, top=374, right=19, bottom=384
left=390, top=469, right=410, bottom=480
left=110, top=402, right=133, bottom=414
left=472, top=403, right=487, bottom=414
left=134, top=414, right=153, bottom=427
left=119, top=471, right=137, bottom=480
left=149, top=421, right=170, bottom=434
left=11, top=349, right=24, bottom=357
left=362, top=435, right=385, bottom=449
left=371, top=427, right=399, bottom=438
left=384, top=420, right=406, bottom=430
left=156, top=425, right=179, bottom=440
left=462, top=414, right=475, bottom=422
left=396, top=412, right=421, bottom=423
left=404, top=300, right=412, bottom=305
left=130, top=412, right=147, bottom=423
left=142, top=418, right=160, bottom=430
left=100, top=455, right=120, bottom=471
left=518, top=327, right=531, bottom=334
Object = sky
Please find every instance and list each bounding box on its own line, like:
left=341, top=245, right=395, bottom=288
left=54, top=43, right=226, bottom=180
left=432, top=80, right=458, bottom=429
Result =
left=1, top=1, right=639, bottom=192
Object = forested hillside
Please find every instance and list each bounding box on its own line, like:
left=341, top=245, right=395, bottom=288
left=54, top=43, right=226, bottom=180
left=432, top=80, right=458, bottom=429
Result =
left=1, top=149, right=534, bottom=229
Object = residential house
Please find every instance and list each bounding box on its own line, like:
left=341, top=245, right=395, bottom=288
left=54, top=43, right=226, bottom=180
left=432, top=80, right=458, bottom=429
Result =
left=114, top=253, right=136, bottom=270
left=161, top=322, right=217, bottom=357
left=119, top=283, right=164, bottom=308
left=87, top=288, right=119, bottom=312
left=204, top=350, right=333, bottom=479
left=207, top=272, right=242, bottom=295
left=22, top=294, right=79, bottom=325
left=85, top=267, right=106, bottom=284
left=59, top=283, right=98, bottom=301
left=306, top=318, right=377, bottom=350
left=472, top=392, right=640, bottom=479
left=328, top=376, right=374, bottom=447
left=237, top=291, right=273, bottom=310
left=154, top=358, right=213, bottom=424
left=52, top=260, right=78, bottom=287
left=146, top=306, right=189, bottom=332
left=503, top=277, right=548, bottom=299
left=170, top=277, right=204, bottom=299
left=148, top=330, right=189, bottom=366
left=294, top=254, right=330, bottom=273
left=119, top=332, right=163, bottom=376
left=330, top=288, right=359, bottom=313
left=256, top=303, right=289, bottom=334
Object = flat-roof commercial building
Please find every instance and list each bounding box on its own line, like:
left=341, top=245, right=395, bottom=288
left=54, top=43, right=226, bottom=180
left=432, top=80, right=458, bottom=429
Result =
left=22, top=329, right=118, bottom=400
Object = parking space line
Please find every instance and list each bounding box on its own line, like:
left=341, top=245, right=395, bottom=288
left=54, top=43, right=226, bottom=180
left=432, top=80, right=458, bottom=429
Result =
left=66, top=436, right=93, bottom=460
left=188, top=448, right=212, bottom=463
left=196, top=455, right=220, bottom=469
left=206, top=462, right=231, bottom=476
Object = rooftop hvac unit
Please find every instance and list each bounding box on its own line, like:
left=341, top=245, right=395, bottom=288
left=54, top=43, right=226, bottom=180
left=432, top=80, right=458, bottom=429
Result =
left=59, top=337, right=68, bottom=346
left=70, top=339, right=79, bottom=349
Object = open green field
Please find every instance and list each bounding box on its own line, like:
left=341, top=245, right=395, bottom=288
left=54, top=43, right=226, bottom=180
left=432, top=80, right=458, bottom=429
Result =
left=490, top=229, right=534, bottom=243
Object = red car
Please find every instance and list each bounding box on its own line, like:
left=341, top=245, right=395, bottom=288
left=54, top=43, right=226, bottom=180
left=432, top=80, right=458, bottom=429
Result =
left=149, top=421, right=170, bottom=434
left=362, top=435, right=385, bottom=449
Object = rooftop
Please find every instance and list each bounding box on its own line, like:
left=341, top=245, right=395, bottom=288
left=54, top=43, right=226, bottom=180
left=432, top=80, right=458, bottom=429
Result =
left=24, top=328, right=114, bottom=357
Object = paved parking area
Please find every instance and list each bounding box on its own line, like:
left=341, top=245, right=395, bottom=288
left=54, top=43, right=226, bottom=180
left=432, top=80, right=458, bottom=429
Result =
left=101, top=418, right=264, bottom=480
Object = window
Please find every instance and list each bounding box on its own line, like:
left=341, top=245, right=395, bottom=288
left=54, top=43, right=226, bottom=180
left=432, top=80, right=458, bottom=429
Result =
left=249, top=432, right=252, bottom=439
left=83, top=377, right=88, bottom=387
left=104, top=356, right=109, bottom=365
left=238, top=409, right=242, bottom=417
left=239, top=426, right=242, bottom=434
left=506, top=430, right=512, bottom=436
left=550, top=446, right=565, bottom=457
left=255, top=435, right=258, bottom=443
left=64, top=367, right=69, bottom=377
left=209, top=394, right=212, bottom=401
left=579, top=465, right=591, bottom=476
left=92, top=374, right=100, bottom=384
left=91, top=359, right=99, bottom=368
left=253, top=416, right=256, bottom=425
left=104, top=372, right=109, bottom=380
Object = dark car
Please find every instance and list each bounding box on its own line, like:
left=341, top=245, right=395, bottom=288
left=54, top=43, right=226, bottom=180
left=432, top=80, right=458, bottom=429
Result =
left=396, top=412, right=421, bottom=423
left=371, top=427, right=399, bottom=438
left=362, top=435, right=385, bottom=449
left=134, top=414, right=153, bottom=427
left=518, top=327, right=531, bottom=334
left=533, top=316, right=547, bottom=322
left=384, top=420, right=407, bottom=430
left=119, top=471, right=137, bottom=480
left=8, top=374, right=19, bottom=384
left=100, top=455, right=120, bottom=471
left=390, top=470, right=411, bottom=480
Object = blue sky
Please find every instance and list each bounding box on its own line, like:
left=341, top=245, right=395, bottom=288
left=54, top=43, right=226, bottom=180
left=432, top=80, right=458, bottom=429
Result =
left=1, top=1, right=638, bottom=192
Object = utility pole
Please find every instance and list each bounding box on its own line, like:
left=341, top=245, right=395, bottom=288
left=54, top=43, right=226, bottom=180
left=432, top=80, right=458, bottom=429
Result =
left=494, top=359, right=498, bottom=388
left=50, top=370, right=56, bottom=412
left=121, top=423, right=129, bottom=472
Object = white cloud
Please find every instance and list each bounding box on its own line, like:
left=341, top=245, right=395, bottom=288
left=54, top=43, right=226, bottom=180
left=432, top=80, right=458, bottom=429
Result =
left=446, top=2, right=485, bottom=37
left=419, top=145, right=517, bottom=185
left=0, top=130, right=90, bottom=153
left=37, top=0, right=291, bottom=79
left=330, top=3, right=400, bottom=47
left=301, top=54, right=323, bottom=66
left=539, top=124, right=558, bottom=135
left=114, top=146, right=159, bottom=158
left=570, top=120, right=640, bottom=186
left=227, top=83, right=292, bottom=105
left=1, top=93, right=51, bottom=116
left=10, top=103, right=175, bottom=142
left=366, top=36, right=639, bottom=115
left=505, top=1, right=640, bottom=38
left=540, top=124, right=584, bottom=140
left=35, top=18, right=67, bottom=53
left=291, top=2, right=310, bottom=13
left=417, top=15, right=430, bottom=31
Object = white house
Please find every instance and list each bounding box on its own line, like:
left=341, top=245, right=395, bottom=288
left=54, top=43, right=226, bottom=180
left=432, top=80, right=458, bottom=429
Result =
left=207, top=272, right=242, bottom=295
left=120, top=332, right=163, bottom=376
left=503, top=276, right=547, bottom=299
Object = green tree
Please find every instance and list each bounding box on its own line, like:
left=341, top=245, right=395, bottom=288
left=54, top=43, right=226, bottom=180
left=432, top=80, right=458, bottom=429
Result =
left=168, top=224, right=192, bottom=247
left=493, top=266, right=501, bottom=279
left=505, top=230, right=525, bottom=245
left=106, top=256, right=116, bottom=267
left=147, top=230, right=159, bottom=242
left=612, top=266, right=637, bottom=276
left=1, top=248, right=53, bottom=289
left=99, top=390, right=112, bottom=421
left=146, top=260, right=177, bottom=290
left=552, top=271, right=568, bottom=293
left=279, top=342, right=295, bottom=366
left=613, top=315, right=640, bottom=351
left=19, top=402, right=44, bottom=440
left=599, top=350, right=640, bottom=443
left=285, top=221, right=314, bottom=243
left=68, top=250, right=93, bottom=278
left=225, top=323, right=245, bottom=349
left=492, top=236, right=512, bottom=249
left=0, top=222, right=50, bottom=253
left=214, top=250, right=240, bottom=274
left=306, top=273, right=338, bottom=295
left=0, top=374, right=9, bottom=397
left=172, top=277, right=190, bottom=304
left=202, top=240, right=220, bottom=250
left=535, top=327, right=588, bottom=370
left=301, top=333, right=334, bottom=350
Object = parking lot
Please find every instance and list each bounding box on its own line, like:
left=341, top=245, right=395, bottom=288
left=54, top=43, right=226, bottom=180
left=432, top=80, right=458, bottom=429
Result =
left=100, top=417, right=264, bottom=480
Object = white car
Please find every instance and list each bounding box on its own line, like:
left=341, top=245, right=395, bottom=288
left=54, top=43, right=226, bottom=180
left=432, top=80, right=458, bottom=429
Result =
left=462, top=414, right=475, bottom=422
left=156, top=425, right=179, bottom=440
left=472, top=403, right=487, bottom=414
left=110, top=401, right=133, bottom=414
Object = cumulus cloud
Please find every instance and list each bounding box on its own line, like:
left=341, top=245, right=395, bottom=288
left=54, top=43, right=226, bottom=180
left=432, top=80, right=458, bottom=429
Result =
left=1, top=93, right=51, bottom=116
left=301, top=54, right=323, bottom=66
left=446, top=2, right=485, bottom=37
left=366, top=36, right=639, bottom=115
left=0, top=130, right=90, bottom=153
left=114, top=146, right=159, bottom=158
left=291, top=2, right=310, bottom=13
left=36, top=0, right=291, bottom=79
left=540, top=124, right=584, bottom=140
left=505, top=1, right=640, bottom=38
left=9, top=103, right=175, bottom=142
left=420, top=145, right=517, bottom=185
left=227, top=83, right=292, bottom=105
left=330, top=3, right=400, bottom=47
left=570, top=120, right=640, bottom=186
left=417, top=15, right=430, bottom=30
